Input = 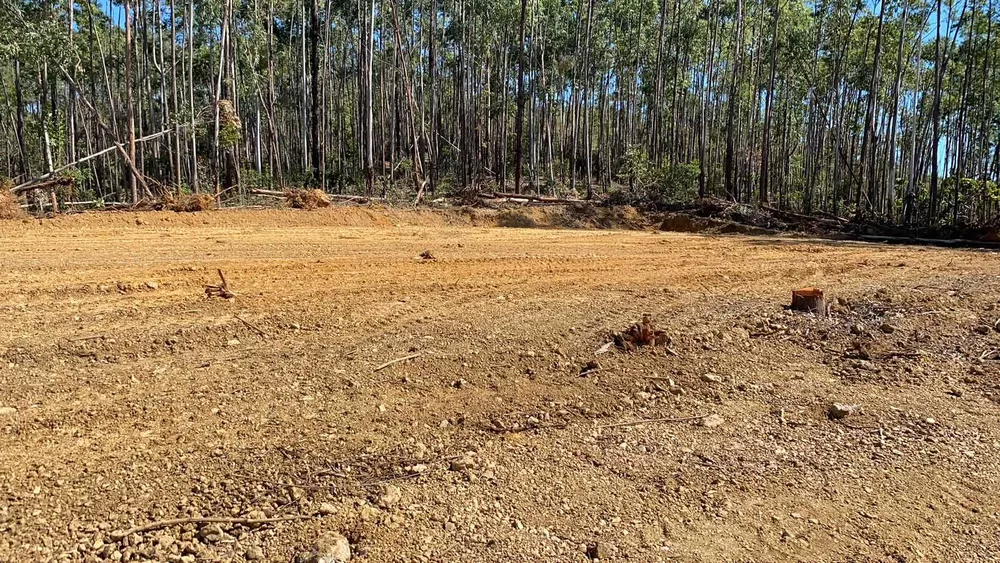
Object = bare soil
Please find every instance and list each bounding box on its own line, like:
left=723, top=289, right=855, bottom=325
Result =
left=1, top=207, right=999, bottom=562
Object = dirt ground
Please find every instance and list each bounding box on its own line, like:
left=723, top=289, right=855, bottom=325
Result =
left=1, top=206, right=999, bottom=563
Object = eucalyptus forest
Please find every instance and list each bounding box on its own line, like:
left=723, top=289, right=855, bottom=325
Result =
left=1, top=0, right=998, bottom=226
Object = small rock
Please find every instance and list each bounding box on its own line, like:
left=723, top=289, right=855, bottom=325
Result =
left=245, top=546, right=264, bottom=561
left=586, top=541, right=611, bottom=560
left=378, top=485, right=402, bottom=509
left=413, top=442, right=428, bottom=460
left=226, top=339, right=241, bottom=347
left=701, top=414, right=725, bottom=428
left=828, top=403, right=859, bottom=420
left=700, top=373, right=724, bottom=384
left=974, top=325, right=992, bottom=335
left=924, top=417, right=937, bottom=425
left=879, top=323, right=895, bottom=334
left=639, top=524, right=664, bottom=547
left=145, top=281, right=159, bottom=290
left=850, top=324, right=865, bottom=335
left=449, top=455, right=477, bottom=472
left=947, top=389, right=963, bottom=398
left=635, top=391, right=652, bottom=401
left=306, top=532, right=351, bottom=562
left=316, top=503, right=338, bottom=516
left=358, top=505, right=380, bottom=521
left=452, top=379, right=467, bottom=389
left=0, top=407, right=16, bottom=416
left=197, top=524, right=224, bottom=543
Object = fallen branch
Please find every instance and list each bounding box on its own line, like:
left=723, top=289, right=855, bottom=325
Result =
left=598, top=414, right=710, bottom=429
left=205, top=269, right=235, bottom=299
left=110, top=515, right=309, bottom=541
left=14, top=127, right=187, bottom=193
left=881, top=350, right=924, bottom=359
left=481, top=191, right=585, bottom=205
left=249, top=189, right=378, bottom=203
left=374, top=352, right=422, bottom=372
left=11, top=176, right=77, bottom=196
left=67, top=334, right=105, bottom=342
left=235, top=315, right=266, bottom=337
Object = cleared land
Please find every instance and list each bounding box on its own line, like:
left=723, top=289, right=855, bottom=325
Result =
left=1, top=208, right=999, bottom=562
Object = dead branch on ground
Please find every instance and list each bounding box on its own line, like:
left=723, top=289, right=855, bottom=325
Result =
left=205, top=269, right=235, bottom=299
left=374, top=352, right=422, bottom=372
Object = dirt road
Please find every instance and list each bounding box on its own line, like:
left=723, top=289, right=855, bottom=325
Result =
left=1, top=208, right=999, bottom=562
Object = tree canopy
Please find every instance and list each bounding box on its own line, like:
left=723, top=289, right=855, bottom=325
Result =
left=1, top=0, right=998, bottom=226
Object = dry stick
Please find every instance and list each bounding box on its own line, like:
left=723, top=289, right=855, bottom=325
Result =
left=578, top=367, right=606, bottom=377
left=112, top=515, right=310, bottom=539
left=598, top=414, right=711, bottom=429
left=67, top=334, right=105, bottom=342
left=373, top=352, right=422, bottom=372
left=235, top=315, right=266, bottom=337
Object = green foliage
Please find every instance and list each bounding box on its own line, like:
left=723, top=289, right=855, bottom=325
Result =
left=612, top=147, right=699, bottom=207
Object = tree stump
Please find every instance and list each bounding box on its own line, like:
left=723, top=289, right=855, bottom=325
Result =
left=791, top=287, right=826, bottom=316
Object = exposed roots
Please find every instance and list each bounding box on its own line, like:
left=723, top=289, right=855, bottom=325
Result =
left=613, top=314, right=672, bottom=352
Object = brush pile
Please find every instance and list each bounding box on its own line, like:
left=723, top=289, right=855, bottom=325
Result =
left=285, top=189, right=331, bottom=210
left=163, top=193, right=216, bottom=212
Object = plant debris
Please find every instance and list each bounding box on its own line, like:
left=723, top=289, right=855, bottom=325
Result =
left=613, top=314, right=671, bottom=351
left=163, top=193, right=216, bottom=212
left=284, top=189, right=331, bottom=210
left=204, top=269, right=236, bottom=299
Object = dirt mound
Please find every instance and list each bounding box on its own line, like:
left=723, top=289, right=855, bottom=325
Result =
left=0, top=185, right=25, bottom=220
left=285, top=189, right=332, bottom=210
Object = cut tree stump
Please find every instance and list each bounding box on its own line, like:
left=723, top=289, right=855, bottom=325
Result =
left=790, top=287, right=826, bottom=316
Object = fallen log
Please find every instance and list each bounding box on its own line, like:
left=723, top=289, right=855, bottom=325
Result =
left=11, top=176, right=76, bottom=195
left=249, top=189, right=376, bottom=203
left=13, top=126, right=183, bottom=193
left=481, top=192, right=586, bottom=205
